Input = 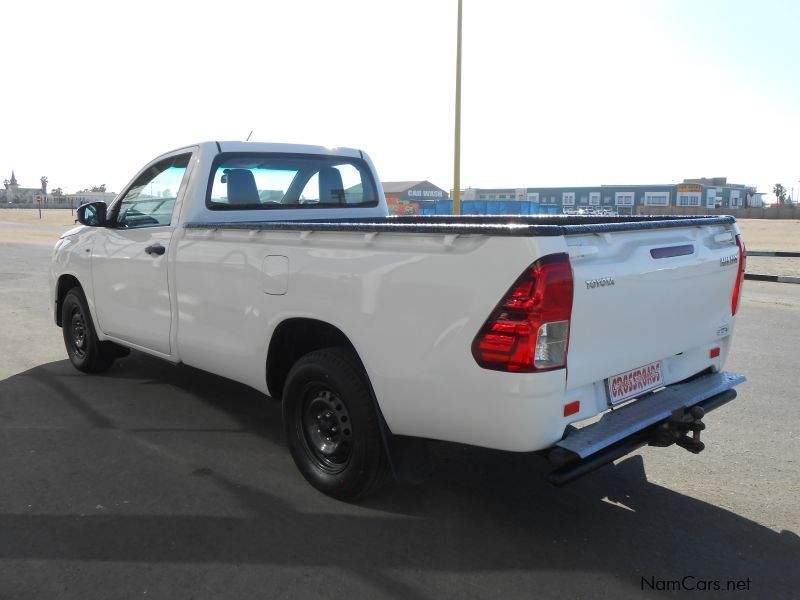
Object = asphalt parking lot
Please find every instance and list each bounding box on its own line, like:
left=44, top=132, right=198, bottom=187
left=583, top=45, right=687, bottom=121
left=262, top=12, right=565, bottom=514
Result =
left=1, top=237, right=798, bottom=599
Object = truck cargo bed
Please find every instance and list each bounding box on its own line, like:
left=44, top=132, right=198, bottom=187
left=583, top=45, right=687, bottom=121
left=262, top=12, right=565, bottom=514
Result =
left=184, top=214, right=735, bottom=237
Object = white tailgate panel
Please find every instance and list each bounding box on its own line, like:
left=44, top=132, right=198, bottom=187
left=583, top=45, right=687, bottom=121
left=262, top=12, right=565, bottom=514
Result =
left=566, top=225, right=738, bottom=391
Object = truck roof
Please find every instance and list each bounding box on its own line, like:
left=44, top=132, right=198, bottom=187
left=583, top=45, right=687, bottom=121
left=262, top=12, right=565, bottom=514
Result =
left=212, top=141, right=363, bottom=158
left=148, top=142, right=365, bottom=166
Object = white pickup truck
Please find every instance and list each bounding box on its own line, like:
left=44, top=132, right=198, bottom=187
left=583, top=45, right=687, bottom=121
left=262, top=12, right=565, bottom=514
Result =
left=50, top=141, right=746, bottom=499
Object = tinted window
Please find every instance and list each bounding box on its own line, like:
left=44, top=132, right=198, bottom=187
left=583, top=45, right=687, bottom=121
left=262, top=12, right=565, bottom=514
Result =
left=206, top=153, right=378, bottom=210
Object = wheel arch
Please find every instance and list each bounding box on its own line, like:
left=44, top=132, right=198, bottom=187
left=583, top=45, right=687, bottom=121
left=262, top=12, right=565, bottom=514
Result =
left=55, top=274, right=83, bottom=327
left=266, top=317, right=361, bottom=400
left=266, top=317, right=431, bottom=484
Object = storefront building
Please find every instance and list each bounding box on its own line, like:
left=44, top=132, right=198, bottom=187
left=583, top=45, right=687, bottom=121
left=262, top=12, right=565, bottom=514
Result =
left=381, top=181, right=448, bottom=215
left=455, top=178, right=755, bottom=214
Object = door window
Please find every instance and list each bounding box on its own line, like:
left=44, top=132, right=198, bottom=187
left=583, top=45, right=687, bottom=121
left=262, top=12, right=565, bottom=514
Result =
left=112, top=153, right=191, bottom=228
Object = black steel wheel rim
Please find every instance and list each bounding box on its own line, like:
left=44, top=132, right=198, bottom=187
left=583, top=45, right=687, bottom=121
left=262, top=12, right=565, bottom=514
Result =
left=69, top=307, right=87, bottom=358
left=300, top=386, right=353, bottom=471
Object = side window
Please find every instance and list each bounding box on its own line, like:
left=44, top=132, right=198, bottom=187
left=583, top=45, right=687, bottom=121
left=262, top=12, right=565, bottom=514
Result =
left=113, top=153, right=191, bottom=228
left=206, top=154, right=378, bottom=210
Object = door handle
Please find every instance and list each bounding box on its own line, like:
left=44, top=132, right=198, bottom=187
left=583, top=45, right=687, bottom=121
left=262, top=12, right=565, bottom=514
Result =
left=145, top=244, right=166, bottom=256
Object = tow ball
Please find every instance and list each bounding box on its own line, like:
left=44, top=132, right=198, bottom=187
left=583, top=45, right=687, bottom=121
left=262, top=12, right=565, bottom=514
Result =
left=649, top=405, right=706, bottom=454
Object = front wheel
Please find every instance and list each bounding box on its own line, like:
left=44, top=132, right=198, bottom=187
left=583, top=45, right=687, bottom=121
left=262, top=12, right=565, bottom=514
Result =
left=282, top=348, right=390, bottom=500
left=61, top=287, right=116, bottom=373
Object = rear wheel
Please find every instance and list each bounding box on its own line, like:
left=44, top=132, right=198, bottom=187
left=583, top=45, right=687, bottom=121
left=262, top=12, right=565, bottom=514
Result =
left=282, top=348, right=390, bottom=500
left=61, top=287, right=116, bottom=373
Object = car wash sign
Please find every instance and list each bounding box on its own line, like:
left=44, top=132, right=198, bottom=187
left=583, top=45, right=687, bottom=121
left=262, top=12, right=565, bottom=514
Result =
left=407, top=188, right=445, bottom=199
left=393, top=181, right=448, bottom=201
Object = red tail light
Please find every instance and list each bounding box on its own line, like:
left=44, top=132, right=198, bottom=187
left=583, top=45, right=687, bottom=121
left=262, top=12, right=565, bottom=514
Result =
left=472, top=253, right=574, bottom=372
left=732, top=234, right=746, bottom=316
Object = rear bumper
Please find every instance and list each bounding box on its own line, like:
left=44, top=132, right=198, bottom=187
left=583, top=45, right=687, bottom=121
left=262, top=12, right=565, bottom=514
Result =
left=547, top=371, right=745, bottom=485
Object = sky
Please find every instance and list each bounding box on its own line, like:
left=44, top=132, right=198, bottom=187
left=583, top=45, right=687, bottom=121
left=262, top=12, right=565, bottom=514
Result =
left=1, top=0, right=798, bottom=202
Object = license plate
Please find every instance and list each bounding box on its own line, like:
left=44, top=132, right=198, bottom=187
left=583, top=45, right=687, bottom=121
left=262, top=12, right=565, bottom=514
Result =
left=606, top=360, right=664, bottom=406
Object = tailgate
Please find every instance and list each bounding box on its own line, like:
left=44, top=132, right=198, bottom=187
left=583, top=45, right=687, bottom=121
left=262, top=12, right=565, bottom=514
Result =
left=565, top=222, right=740, bottom=390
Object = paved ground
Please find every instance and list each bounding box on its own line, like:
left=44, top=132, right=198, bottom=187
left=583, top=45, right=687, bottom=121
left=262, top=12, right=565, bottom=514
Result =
left=746, top=256, right=800, bottom=278
left=0, top=234, right=798, bottom=599
left=735, top=219, right=800, bottom=252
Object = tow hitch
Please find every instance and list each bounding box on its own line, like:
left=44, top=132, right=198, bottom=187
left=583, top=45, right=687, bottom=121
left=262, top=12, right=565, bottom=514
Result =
left=649, top=405, right=706, bottom=454
left=547, top=371, right=745, bottom=486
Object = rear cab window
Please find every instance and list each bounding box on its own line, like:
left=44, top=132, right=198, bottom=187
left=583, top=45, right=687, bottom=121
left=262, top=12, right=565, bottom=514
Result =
left=206, top=153, right=378, bottom=210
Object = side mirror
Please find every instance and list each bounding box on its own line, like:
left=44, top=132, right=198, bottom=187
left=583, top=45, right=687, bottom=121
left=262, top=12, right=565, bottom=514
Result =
left=76, top=202, right=107, bottom=227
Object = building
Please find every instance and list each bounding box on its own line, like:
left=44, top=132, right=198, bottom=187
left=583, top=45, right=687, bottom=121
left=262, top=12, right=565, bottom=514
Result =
left=61, top=190, right=118, bottom=206
left=454, top=178, right=755, bottom=214
left=1, top=171, right=116, bottom=206
left=1, top=171, right=46, bottom=203
left=381, top=181, right=448, bottom=215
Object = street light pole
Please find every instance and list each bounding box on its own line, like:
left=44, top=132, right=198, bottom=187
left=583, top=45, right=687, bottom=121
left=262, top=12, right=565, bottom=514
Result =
left=452, top=0, right=463, bottom=215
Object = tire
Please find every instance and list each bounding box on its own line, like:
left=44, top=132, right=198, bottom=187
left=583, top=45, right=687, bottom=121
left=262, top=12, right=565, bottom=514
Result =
left=61, top=287, right=116, bottom=373
left=282, top=347, right=391, bottom=500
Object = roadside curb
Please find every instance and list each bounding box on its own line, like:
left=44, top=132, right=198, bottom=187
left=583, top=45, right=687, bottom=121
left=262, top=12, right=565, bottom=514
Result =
left=748, top=251, right=800, bottom=257
left=744, top=273, right=800, bottom=284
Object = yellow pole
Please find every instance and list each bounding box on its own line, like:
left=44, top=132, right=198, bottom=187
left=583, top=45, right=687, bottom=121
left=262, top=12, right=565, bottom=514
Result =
left=453, top=0, right=463, bottom=215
